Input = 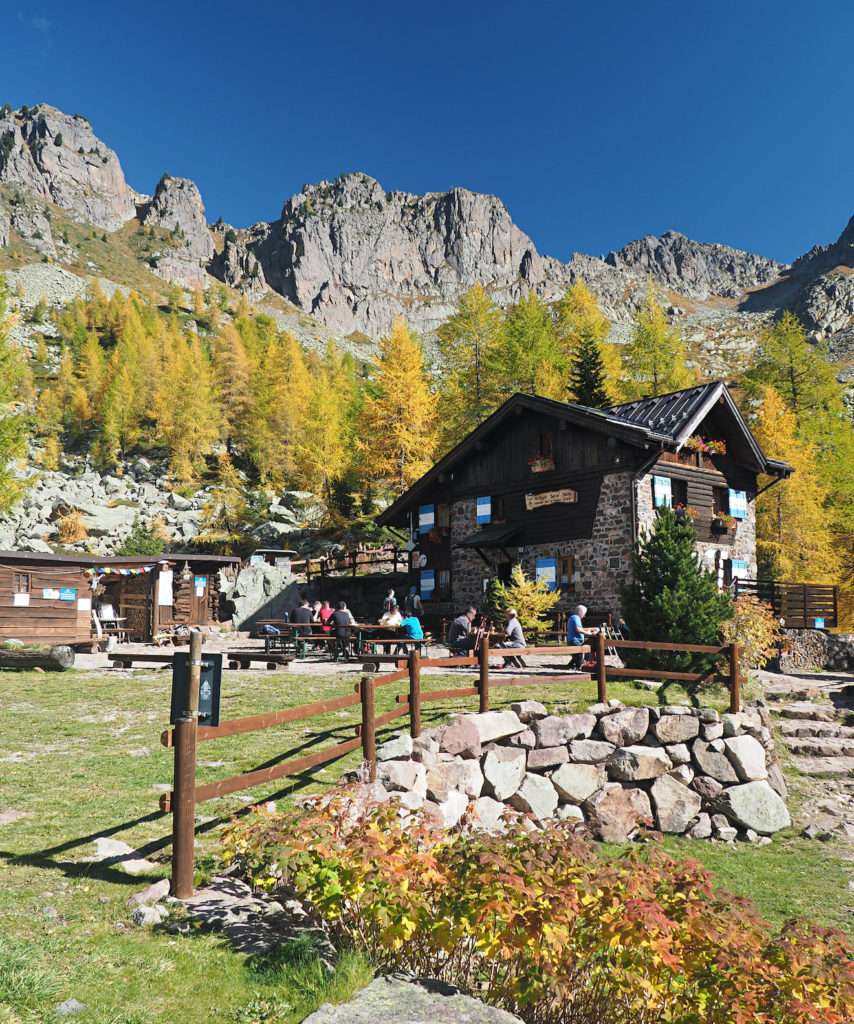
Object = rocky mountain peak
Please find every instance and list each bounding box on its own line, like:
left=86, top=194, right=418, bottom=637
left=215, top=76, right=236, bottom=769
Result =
left=139, top=173, right=214, bottom=288
left=0, top=104, right=135, bottom=231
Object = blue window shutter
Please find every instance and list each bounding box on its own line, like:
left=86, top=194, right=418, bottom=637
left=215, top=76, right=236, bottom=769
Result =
left=536, top=557, right=557, bottom=592
left=476, top=496, right=491, bottom=525
left=653, top=476, right=672, bottom=508
left=420, top=569, right=435, bottom=599
left=418, top=504, right=435, bottom=534
left=729, top=489, right=748, bottom=519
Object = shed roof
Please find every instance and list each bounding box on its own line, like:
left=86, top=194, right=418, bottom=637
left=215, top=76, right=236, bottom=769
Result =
left=0, top=551, right=241, bottom=569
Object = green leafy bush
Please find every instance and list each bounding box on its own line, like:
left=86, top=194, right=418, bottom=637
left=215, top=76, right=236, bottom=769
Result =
left=222, top=794, right=854, bottom=1024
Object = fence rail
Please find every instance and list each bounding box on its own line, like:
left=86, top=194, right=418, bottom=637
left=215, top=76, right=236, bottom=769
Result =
left=162, top=632, right=745, bottom=896
left=734, top=578, right=837, bottom=629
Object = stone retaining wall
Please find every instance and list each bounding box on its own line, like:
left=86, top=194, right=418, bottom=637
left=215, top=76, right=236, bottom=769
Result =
left=771, top=629, right=854, bottom=673
left=370, top=700, right=790, bottom=843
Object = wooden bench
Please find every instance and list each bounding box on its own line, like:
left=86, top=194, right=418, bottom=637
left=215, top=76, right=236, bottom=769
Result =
left=109, top=652, right=175, bottom=669
left=226, top=651, right=294, bottom=671
left=361, top=653, right=409, bottom=672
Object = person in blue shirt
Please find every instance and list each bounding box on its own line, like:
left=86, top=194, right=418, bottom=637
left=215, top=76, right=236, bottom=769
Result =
left=400, top=615, right=424, bottom=640
left=567, top=604, right=594, bottom=670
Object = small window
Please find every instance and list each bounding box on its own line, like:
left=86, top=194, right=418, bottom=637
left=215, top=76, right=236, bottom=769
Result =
left=13, top=573, right=30, bottom=594
left=672, top=479, right=688, bottom=507
left=559, top=555, right=575, bottom=590
left=492, top=495, right=506, bottom=524
left=437, top=503, right=450, bottom=529
left=538, top=432, right=554, bottom=460
left=713, top=487, right=729, bottom=515
left=438, top=569, right=451, bottom=593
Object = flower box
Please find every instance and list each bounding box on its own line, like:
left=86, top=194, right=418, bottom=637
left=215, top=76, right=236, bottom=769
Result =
left=529, top=458, right=555, bottom=473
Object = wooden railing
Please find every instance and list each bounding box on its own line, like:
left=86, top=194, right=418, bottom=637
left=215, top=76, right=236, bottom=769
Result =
left=734, top=578, right=837, bottom=629
left=161, top=634, right=744, bottom=895
left=285, top=546, right=405, bottom=582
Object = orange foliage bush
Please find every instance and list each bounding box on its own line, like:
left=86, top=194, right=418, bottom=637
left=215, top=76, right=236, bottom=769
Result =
left=222, top=793, right=854, bottom=1024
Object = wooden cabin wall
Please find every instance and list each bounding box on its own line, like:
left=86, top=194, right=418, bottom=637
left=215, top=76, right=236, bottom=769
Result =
left=0, top=566, right=91, bottom=644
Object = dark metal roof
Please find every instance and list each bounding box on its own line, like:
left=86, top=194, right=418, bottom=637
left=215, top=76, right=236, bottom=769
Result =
left=456, top=524, right=522, bottom=548
left=607, top=382, right=725, bottom=440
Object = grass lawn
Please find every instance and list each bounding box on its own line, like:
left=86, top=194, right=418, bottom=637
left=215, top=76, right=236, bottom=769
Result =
left=1, top=666, right=852, bottom=1023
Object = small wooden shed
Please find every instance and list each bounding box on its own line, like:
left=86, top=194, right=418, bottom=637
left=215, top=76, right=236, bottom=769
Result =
left=0, top=552, right=241, bottom=646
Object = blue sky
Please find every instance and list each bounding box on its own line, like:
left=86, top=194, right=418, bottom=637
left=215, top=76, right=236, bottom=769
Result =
left=5, top=1, right=854, bottom=264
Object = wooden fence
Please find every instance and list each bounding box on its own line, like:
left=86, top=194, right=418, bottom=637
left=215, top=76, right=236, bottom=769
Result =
left=734, top=578, right=837, bottom=629
left=161, top=633, right=745, bottom=896
left=286, top=546, right=405, bottom=583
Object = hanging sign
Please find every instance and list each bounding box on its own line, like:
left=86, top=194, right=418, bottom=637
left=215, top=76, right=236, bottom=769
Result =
left=42, top=588, right=60, bottom=600
left=12, top=593, right=29, bottom=607
left=525, top=488, right=578, bottom=511
left=814, top=617, right=825, bottom=630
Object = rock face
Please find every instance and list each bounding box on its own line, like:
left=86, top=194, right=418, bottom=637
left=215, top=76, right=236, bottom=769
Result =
left=300, top=974, right=524, bottom=1024
left=210, top=235, right=267, bottom=297
left=140, top=174, right=215, bottom=288
left=0, top=105, right=135, bottom=230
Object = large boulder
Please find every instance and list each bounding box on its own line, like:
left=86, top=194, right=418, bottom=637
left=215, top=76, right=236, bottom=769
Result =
left=532, top=713, right=596, bottom=747
left=723, top=735, right=768, bottom=782
left=568, top=739, right=615, bottom=763
left=507, top=773, right=559, bottom=820
left=652, top=714, right=700, bottom=745
left=650, top=775, right=702, bottom=833
left=584, top=783, right=653, bottom=842
left=377, top=761, right=425, bottom=795
left=300, top=974, right=524, bottom=1024
left=481, top=747, right=526, bottom=801
left=376, top=733, right=413, bottom=762
left=551, top=762, right=606, bottom=804
left=461, top=710, right=525, bottom=744
left=598, top=706, right=649, bottom=747
left=606, top=745, right=672, bottom=782
left=691, top=739, right=740, bottom=785
left=436, top=717, right=482, bottom=759
left=714, top=781, right=791, bottom=835
left=510, top=700, right=548, bottom=723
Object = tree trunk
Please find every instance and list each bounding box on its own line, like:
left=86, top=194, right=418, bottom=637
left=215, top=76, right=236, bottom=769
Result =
left=0, top=646, right=75, bottom=671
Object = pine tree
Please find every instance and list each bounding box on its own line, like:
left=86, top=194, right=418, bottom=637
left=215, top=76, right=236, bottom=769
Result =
left=620, top=283, right=694, bottom=399
left=435, top=283, right=505, bottom=446
left=749, top=386, right=841, bottom=583
left=360, top=317, right=437, bottom=493
left=620, top=507, right=733, bottom=699
left=0, top=279, right=31, bottom=512
left=567, top=326, right=611, bottom=407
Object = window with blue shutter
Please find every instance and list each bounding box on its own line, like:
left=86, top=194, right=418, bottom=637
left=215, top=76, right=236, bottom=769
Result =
left=730, top=558, right=748, bottom=580
left=728, top=489, right=748, bottom=519
left=420, top=569, right=435, bottom=599
left=476, top=496, right=491, bottom=525
left=653, top=476, right=672, bottom=509
left=418, top=504, right=435, bottom=534
left=535, top=557, right=557, bottom=592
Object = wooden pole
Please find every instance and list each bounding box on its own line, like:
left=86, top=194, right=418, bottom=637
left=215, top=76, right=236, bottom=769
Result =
left=172, top=629, right=202, bottom=899
left=729, top=642, right=740, bottom=714
left=595, top=630, right=607, bottom=705
left=478, top=635, right=490, bottom=713
left=360, top=676, right=376, bottom=781
left=408, top=649, right=421, bottom=738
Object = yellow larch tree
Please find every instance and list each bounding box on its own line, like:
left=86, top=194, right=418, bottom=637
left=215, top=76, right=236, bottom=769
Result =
left=361, top=317, right=438, bottom=494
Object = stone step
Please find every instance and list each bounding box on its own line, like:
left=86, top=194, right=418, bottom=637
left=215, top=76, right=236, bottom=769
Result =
left=786, top=737, right=854, bottom=758
left=773, top=704, right=840, bottom=723
left=779, top=720, right=854, bottom=739
left=790, top=756, right=854, bottom=777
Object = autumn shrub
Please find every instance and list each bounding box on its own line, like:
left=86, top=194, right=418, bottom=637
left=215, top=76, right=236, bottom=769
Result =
left=719, top=594, right=787, bottom=699
left=222, top=793, right=854, bottom=1024
left=57, top=507, right=88, bottom=543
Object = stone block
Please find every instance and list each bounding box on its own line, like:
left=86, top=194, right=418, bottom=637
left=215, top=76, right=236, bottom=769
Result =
left=723, top=735, right=768, bottom=782
left=471, top=796, right=506, bottom=832
left=462, top=710, right=525, bottom=744
left=508, top=773, right=559, bottom=819
left=691, top=739, right=739, bottom=785
left=527, top=746, right=569, bottom=772
left=652, top=714, right=699, bottom=745
left=377, top=761, right=425, bottom=794
left=376, top=732, right=414, bottom=761
left=533, top=713, right=596, bottom=747
left=669, top=764, right=695, bottom=786
left=437, top=717, right=482, bottom=759
left=434, top=789, right=468, bottom=828
left=568, top=739, right=616, bottom=763
left=458, top=759, right=484, bottom=799
left=665, top=743, right=691, bottom=765
left=551, top=762, right=606, bottom=804
left=511, top=700, right=548, bottom=723
left=598, top=706, right=649, bottom=747
left=651, top=775, right=702, bottom=833
left=714, top=781, right=791, bottom=834
left=506, top=729, right=536, bottom=749
left=584, top=783, right=653, bottom=842
left=606, top=745, right=672, bottom=782
left=701, top=722, right=724, bottom=742
left=687, top=812, right=712, bottom=839
left=425, top=762, right=466, bottom=802
left=481, top=746, right=526, bottom=801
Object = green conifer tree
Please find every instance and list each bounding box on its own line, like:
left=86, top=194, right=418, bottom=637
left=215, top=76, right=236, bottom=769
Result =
left=567, top=326, right=611, bottom=408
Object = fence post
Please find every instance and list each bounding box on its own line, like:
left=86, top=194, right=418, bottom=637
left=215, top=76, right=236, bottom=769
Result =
left=478, top=635, right=490, bottom=713
left=361, top=675, right=376, bottom=781
left=408, top=649, right=421, bottom=738
left=729, top=642, right=740, bottom=714
left=172, top=629, right=202, bottom=899
left=594, top=630, right=607, bottom=705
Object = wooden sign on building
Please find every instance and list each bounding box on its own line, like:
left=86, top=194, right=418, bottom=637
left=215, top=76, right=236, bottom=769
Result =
left=525, top=488, right=578, bottom=511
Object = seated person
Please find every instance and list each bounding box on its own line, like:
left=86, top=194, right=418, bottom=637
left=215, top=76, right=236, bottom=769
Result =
left=292, top=599, right=312, bottom=637
left=379, top=602, right=403, bottom=627
left=493, top=607, right=526, bottom=669
left=400, top=615, right=424, bottom=641
left=319, top=600, right=334, bottom=633
left=448, top=606, right=477, bottom=652
left=332, top=601, right=356, bottom=638
left=567, top=603, right=596, bottom=669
